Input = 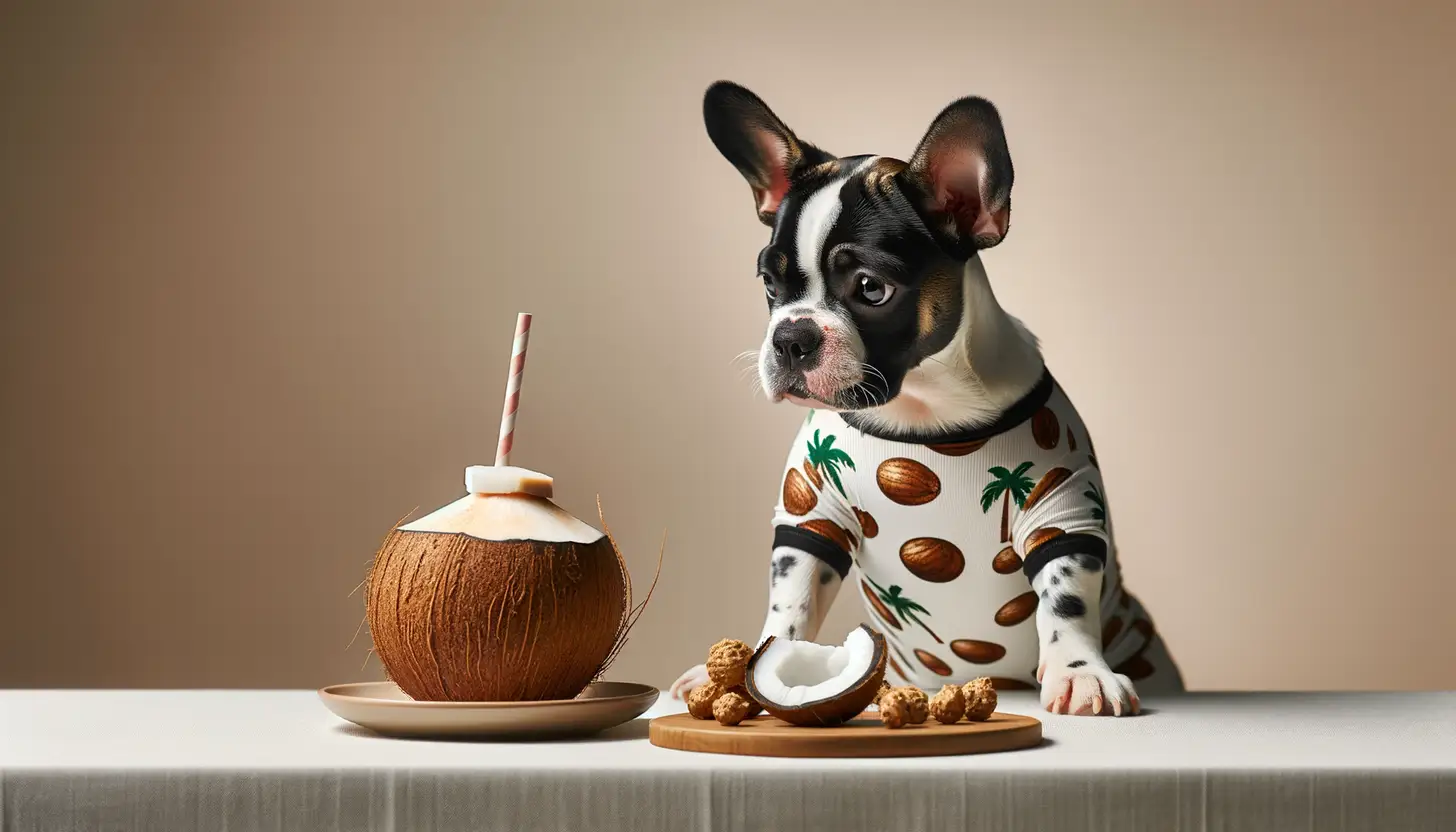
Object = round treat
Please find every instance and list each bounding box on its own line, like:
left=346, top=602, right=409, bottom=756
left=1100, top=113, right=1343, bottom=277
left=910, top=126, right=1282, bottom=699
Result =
left=878, top=690, right=911, bottom=729
left=895, top=687, right=930, bottom=724
left=713, top=692, right=752, bottom=726
left=962, top=676, right=998, bottom=722
left=875, top=680, right=893, bottom=708
left=686, top=682, right=726, bottom=720
left=707, top=639, right=753, bottom=687
left=728, top=685, right=763, bottom=718
left=929, top=684, right=967, bottom=724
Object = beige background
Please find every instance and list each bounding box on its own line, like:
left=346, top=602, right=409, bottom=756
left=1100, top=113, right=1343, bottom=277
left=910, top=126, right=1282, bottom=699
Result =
left=2, top=0, right=1453, bottom=692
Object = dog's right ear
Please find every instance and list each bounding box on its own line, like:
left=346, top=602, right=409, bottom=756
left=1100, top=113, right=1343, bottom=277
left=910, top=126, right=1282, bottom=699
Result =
left=703, top=81, right=834, bottom=226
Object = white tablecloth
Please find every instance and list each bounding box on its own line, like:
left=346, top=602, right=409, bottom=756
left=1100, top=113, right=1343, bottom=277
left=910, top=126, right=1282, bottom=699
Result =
left=1, top=689, right=1452, bottom=831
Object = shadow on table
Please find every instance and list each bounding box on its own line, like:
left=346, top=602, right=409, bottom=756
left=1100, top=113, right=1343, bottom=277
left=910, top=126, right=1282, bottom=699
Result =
left=330, top=718, right=652, bottom=744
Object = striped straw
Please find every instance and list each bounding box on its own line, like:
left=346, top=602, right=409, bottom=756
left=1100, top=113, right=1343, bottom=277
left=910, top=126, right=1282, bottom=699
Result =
left=494, top=312, right=532, bottom=466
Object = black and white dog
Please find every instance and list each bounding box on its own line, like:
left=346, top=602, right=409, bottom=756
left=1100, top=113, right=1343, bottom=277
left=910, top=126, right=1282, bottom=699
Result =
left=672, top=82, right=1183, bottom=716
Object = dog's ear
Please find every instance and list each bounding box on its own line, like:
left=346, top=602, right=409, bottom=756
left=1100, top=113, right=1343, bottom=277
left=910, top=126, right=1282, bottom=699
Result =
left=897, top=96, right=1014, bottom=257
left=703, top=81, right=835, bottom=226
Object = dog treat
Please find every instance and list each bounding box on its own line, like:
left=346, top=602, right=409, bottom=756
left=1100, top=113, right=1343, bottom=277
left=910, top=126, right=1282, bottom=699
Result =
left=728, top=684, right=764, bottom=718
left=894, top=686, right=930, bottom=724
left=962, top=677, right=998, bottom=721
left=707, top=639, right=753, bottom=687
left=713, top=691, right=752, bottom=726
left=686, top=682, right=727, bottom=720
left=878, top=689, right=911, bottom=729
left=929, top=684, right=967, bottom=724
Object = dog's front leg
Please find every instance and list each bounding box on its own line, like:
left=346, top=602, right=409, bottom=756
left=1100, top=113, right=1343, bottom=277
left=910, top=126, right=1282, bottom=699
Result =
left=1032, top=553, right=1141, bottom=716
left=669, top=546, right=842, bottom=700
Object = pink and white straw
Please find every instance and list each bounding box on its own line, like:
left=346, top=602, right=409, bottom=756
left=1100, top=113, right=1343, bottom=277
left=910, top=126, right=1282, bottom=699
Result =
left=494, top=312, right=532, bottom=466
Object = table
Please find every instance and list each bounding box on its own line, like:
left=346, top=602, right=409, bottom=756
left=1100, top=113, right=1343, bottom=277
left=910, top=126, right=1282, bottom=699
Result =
left=1, top=690, right=1452, bottom=831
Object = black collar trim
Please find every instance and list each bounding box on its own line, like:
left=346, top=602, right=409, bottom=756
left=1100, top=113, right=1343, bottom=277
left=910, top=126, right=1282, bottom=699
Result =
left=841, top=368, right=1056, bottom=446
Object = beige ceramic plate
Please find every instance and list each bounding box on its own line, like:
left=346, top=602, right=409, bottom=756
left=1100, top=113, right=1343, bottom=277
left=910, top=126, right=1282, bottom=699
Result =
left=319, top=680, right=659, bottom=739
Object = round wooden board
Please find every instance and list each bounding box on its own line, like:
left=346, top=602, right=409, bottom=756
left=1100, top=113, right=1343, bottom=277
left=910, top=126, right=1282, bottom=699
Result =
left=649, top=710, right=1042, bottom=758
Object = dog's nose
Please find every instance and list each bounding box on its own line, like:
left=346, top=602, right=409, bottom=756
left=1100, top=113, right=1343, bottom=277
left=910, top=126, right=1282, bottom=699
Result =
left=772, top=320, right=823, bottom=371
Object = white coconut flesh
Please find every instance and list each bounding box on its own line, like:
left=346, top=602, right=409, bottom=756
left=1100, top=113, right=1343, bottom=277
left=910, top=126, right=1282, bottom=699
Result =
left=395, top=466, right=605, bottom=544
left=751, top=626, right=878, bottom=708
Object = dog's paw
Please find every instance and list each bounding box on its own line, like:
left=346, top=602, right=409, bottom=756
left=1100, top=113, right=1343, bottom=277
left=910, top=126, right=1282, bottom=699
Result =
left=669, top=664, right=710, bottom=701
left=1037, top=657, right=1140, bottom=716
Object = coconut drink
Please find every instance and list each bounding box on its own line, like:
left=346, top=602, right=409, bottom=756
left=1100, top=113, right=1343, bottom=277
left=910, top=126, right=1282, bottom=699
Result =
left=364, top=314, right=655, bottom=702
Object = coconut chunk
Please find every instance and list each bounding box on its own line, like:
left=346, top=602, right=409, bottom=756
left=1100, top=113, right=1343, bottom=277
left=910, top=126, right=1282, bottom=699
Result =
left=397, top=485, right=603, bottom=544
left=465, top=465, right=555, bottom=497
left=744, top=625, right=887, bottom=727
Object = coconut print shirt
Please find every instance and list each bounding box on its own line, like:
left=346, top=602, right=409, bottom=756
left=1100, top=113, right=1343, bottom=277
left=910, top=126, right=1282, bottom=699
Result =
left=771, top=370, right=1136, bottom=691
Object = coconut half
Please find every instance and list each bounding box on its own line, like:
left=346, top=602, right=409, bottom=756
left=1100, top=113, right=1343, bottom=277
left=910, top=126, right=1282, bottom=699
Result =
left=744, top=624, right=887, bottom=727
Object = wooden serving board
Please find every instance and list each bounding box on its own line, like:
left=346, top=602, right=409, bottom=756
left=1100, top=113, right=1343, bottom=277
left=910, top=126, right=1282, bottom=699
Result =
left=649, top=710, right=1042, bottom=758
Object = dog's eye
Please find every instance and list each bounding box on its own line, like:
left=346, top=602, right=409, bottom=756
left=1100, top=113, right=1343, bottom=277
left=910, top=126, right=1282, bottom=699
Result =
left=762, top=273, right=778, bottom=300
left=856, top=274, right=894, bottom=306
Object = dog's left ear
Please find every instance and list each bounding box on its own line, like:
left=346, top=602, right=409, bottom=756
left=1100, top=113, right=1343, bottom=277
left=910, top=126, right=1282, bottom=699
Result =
left=897, top=97, right=1014, bottom=257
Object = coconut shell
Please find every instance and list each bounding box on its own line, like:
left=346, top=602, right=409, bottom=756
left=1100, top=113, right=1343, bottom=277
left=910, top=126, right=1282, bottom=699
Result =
left=744, top=625, right=887, bottom=727
left=366, top=528, right=625, bottom=702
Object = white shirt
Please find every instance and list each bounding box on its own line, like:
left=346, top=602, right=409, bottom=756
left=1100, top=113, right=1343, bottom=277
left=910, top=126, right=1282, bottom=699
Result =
left=769, top=372, right=1127, bottom=689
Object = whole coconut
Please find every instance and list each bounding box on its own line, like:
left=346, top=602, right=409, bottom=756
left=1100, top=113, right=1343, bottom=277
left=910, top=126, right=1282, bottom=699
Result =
left=365, top=465, right=628, bottom=702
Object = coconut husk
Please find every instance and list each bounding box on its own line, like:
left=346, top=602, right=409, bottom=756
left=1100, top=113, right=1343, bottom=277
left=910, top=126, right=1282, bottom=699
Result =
left=366, top=528, right=626, bottom=702
left=589, top=495, right=666, bottom=684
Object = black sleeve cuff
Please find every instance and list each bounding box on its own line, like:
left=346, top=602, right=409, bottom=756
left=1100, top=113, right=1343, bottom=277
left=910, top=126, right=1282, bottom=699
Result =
left=1022, top=532, right=1107, bottom=581
left=773, top=525, right=853, bottom=579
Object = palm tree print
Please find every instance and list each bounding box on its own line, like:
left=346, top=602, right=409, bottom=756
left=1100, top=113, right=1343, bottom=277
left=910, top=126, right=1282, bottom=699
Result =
left=805, top=429, right=855, bottom=498
left=865, top=575, right=942, bottom=643
left=981, top=462, right=1036, bottom=543
left=1085, top=482, right=1108, bottom=530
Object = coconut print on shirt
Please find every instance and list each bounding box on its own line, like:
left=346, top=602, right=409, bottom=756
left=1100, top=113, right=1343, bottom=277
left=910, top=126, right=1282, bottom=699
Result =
left=769, top=372, right=1146, bottom=691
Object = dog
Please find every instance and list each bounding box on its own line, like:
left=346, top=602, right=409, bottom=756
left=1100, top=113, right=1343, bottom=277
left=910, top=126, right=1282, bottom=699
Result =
left=671, top=82, right=1183, bottom=716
